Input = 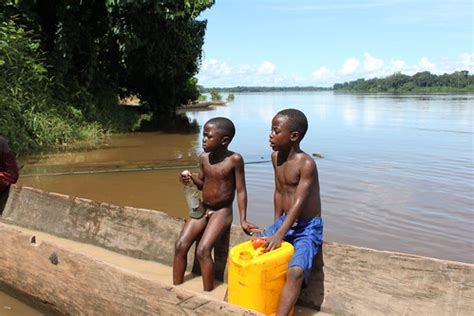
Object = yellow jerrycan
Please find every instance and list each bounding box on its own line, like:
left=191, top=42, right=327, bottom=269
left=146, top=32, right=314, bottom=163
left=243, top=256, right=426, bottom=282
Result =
left=228, top=239, right=294, bottom=315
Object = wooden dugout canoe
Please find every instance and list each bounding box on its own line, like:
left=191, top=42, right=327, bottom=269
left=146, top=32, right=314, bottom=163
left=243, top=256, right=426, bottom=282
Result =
left=0, top=185, right=473, bottom=315
left=178, top=100, right=226, bottom=111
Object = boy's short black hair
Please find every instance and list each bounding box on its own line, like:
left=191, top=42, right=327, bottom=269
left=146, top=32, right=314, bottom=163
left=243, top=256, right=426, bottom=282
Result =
left=205, top=117, right=236, bottom=140
left=276, top=108, right=308, bottom=139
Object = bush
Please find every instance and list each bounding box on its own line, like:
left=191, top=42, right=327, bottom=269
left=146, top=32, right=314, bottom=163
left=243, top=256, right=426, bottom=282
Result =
left=209, top=88, right=222, bottom=101
left=0, top=19, right=99, bottom=154
left=0, top=19, right=52, bottom=153
left=0, top=18, right=146, bottom=155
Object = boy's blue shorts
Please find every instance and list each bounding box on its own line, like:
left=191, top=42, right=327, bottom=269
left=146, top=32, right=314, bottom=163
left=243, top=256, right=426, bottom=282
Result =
left=259, top=214, right=323, bottom=287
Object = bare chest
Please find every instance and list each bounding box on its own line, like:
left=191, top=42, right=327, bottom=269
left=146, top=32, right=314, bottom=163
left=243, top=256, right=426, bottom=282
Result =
left=202, top=159, right=234, bottom=179
left=276, top=162, right=300, bottom=186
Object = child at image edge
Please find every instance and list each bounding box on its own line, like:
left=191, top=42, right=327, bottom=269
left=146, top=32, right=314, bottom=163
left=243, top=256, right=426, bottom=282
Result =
left=259, top=108, right=323, bottom=315
left=173, top=117, right=258, bottom=291
left=0, top=135, right=19, bottom=195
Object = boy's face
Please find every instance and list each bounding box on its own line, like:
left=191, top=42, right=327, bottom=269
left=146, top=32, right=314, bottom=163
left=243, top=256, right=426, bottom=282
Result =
left=202, top=123, right=225, bottom=153
left=269, top=115, right=293, bottom=151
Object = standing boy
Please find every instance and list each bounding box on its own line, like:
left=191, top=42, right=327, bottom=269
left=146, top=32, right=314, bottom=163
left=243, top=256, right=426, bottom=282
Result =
left=260, top=109, right=323, bottom=315
left=173, top=117, right=258, bottom=291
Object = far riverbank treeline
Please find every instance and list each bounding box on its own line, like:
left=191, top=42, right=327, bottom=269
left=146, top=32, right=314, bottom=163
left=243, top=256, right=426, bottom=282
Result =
left=203, top=86, right=331, bottom=93
left=333, top=71, right=474, bottom=92
left=203, top=71, right=473, bottom=94
left=0, top=0, right=214, bottom=155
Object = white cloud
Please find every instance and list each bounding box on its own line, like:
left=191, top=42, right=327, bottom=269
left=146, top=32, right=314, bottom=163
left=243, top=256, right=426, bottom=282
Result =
left=198, top=59, right=280, bottom=87
left=237, top=64, right=252, bottom=74
left=257, top=61, right=276, bottom=75
left=339, top=58, right=360, bottom=75
left=364, top=53, right=384, bottom=73
left=459, top=53, right=474, bottom=69
left=417, top=57, right=436, bottom=72
left=197, top=52, right=473, bottom=87
left=391, top=59, right=406, bottom=71
left=200, top=59, right=231, bottom=76
left=311, top=66, right=335, bottom=80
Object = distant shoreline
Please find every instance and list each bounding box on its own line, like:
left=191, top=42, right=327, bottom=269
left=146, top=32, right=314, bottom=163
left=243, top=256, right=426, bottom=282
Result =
left=204, top=70, right=474, bottom=93
left=204, top=87, right=474, bottom=93
left=204, top=86, right=331, bottom=93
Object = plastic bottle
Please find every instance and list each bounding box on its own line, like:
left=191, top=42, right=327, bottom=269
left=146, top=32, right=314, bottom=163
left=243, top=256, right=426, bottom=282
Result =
left=181, top=170, right=205, bottom=219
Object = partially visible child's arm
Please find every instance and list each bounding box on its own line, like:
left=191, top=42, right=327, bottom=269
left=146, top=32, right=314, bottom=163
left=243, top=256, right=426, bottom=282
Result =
left=234, top=153, right=259, bottom=235
left=273, top=153, right=284, bottom=221
left=273, top=189, right=283, bottom=221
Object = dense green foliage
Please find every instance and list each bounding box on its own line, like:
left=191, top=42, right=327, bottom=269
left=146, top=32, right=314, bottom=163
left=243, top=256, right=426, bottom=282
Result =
left=0, top=18, right=104, bottom=154
left=1, top=0, right=212, bottom=155
left=109, top=1, right=212, bottom=114
left=333, top=71, right=474, bottom=92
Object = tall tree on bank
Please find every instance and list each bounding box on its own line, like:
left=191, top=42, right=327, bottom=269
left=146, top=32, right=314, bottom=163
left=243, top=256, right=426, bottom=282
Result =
left=111, top=1, right=212, bottom=115
left=1, top=0, right=214, bottom=116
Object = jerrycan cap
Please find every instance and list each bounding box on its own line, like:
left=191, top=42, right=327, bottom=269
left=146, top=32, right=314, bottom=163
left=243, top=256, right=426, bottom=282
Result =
left=239, top=251, right=253, bottom=260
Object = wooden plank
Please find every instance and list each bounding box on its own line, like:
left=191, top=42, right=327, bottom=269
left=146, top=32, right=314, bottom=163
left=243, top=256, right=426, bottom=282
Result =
left=2, top=185, right=474, bottom=315
left=0, top=224, right=259, bottom=315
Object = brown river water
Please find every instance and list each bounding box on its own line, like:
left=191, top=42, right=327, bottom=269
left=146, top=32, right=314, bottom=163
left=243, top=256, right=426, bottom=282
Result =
left=3, top=92, right=473, bottom=313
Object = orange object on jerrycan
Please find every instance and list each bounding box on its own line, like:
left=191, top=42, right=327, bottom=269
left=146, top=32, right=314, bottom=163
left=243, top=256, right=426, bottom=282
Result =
left=228, top=238, right=294, bottom=315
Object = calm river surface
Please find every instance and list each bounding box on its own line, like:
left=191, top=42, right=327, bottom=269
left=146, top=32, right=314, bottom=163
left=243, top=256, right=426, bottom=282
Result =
left=16, top=92, right=473, bottom=265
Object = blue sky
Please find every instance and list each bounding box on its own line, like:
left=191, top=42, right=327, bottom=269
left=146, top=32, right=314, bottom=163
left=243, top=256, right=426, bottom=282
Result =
left=196, top=0, right=473, bottom=87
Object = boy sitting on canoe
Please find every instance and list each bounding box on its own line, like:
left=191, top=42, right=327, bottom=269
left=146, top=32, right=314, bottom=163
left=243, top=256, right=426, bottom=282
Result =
left=259, top=109, right=323, bottom=315
left=173, top=117, right=258, bottom=291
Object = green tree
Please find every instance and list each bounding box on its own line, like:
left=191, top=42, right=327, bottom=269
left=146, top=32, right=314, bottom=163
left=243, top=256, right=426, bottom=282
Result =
left=333, top=71, right=474, bottom=92
left=209, top=88, right=222, bottom=101
left=110, top=0, right=214, bottom=114
left=0, top=18, right=103, bottom=154
left=0, top=0, right=215, bottom=153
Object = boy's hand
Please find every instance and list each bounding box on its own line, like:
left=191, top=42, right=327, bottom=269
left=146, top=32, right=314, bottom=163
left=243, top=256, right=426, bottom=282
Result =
left=180, top=170, right=193, bottom=185
left=264, top=233, right=283, bottom=252
left=240, top=220, right=260, bottom=236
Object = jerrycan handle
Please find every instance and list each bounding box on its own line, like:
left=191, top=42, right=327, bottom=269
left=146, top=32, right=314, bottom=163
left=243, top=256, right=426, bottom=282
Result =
left=239, top=251, right=253, bottom=260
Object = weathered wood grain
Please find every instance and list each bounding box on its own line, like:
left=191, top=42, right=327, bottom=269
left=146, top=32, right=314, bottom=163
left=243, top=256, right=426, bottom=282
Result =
left=0, top=224, right=258, bottom=315
left=2, top=185, right=473, bottom=315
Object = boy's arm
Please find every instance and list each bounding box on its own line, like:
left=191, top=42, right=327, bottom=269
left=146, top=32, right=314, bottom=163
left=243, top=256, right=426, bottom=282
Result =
left=191, top=154, right=205, bottom=190
left=234, top=154, right=258, bottom=235
left=265, top=158, right=316, bottom=251
left=272, top=153, right=284, bottom=221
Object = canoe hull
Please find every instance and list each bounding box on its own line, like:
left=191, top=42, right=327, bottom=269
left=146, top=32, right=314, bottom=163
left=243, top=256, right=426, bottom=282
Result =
left=1, top=185, right=473, bottom=315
